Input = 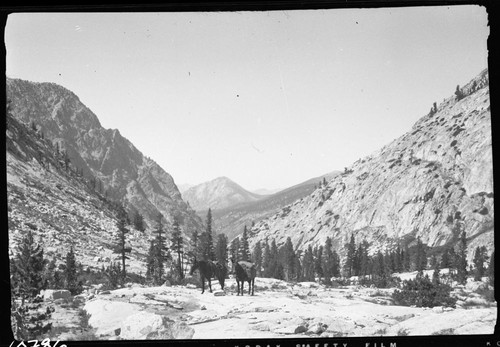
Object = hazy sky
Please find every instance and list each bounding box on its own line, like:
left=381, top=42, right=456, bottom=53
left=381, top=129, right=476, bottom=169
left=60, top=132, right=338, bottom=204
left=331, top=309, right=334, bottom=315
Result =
left=5, top=6, right=489, bottom=191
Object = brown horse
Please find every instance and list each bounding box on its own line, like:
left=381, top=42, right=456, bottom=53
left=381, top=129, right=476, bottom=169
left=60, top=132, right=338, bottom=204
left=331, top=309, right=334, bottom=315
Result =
left=230, top=257, right=256, bottom=295
left=190, top=258, right=227, bottom=294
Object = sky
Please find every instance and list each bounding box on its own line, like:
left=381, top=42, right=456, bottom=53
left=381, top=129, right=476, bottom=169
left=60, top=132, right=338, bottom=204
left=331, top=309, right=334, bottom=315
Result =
left=5, top=6, right=489, bottom=191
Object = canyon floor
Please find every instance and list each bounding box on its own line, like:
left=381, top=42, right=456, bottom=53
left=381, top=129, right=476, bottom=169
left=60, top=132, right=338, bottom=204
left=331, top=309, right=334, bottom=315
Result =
left=34, top=272, right=496, bottom=341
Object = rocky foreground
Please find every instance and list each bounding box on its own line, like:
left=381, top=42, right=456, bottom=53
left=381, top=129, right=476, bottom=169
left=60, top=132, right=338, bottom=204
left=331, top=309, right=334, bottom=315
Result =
left=35, top=274, right=496, bottom=341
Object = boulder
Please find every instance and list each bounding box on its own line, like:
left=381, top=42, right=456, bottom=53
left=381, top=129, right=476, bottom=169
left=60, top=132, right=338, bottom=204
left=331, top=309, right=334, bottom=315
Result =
left=307, top=322, right=327, bottom=334
left=84, top=299, right=140, bottom=337
left=213, top=290, right=226, bottom=296
left=162, top=280, right=172, bottom=287
left=43, top=289, right=71, bottom=301
left=432, top=306, right=444, bottom=313
left=120, top=311, right=194, bottom=339
left=250, top=322, right=271, bottom=331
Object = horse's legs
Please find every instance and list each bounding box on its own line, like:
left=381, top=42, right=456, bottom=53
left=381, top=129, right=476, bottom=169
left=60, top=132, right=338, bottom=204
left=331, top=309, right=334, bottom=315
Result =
left=208, top=277, right=213, bottom=293
left=201, top=276, right=205, bottom=294
left=236, top=279, right=240, bottom=295
left=251, top=279, right=255, bottom=295
left=241, top=280, right=245, bottom=295
left=248, top=280, right=251, bottom=295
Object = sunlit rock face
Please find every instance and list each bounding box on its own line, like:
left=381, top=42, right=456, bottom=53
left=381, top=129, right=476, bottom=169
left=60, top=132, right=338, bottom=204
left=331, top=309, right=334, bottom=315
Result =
left=249, top=69, right=493, bottom=259
left=6, top=78, right=202, bottom=231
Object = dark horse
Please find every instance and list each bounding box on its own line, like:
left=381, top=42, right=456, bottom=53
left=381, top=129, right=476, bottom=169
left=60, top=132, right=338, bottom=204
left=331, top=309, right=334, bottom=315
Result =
left=189, top=258, right=227, bottom=294
left=231, top=257, right=256, bottom=296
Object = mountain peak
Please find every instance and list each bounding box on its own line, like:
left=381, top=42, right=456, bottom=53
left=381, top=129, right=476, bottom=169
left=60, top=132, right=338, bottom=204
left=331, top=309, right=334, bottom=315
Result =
left=182, top=177, right=264, bottom=211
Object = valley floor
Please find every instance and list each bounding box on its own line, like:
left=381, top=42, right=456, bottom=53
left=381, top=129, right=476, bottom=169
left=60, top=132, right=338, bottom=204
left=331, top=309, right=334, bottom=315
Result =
left=37, top=276, right=496, bottom=340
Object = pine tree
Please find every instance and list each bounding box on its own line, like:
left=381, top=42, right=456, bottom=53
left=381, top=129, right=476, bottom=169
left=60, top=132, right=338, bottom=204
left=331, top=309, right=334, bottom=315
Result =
left=252, top=240, right=263, bottom=276
left=145, top=240, right=157, bottom=283
left=64, top=246, right=80, bottom=294
left=402, top=244, right=411, bottom=272
left=388, top=251, right=397, bottom=274
left=448, top=247, right=457, bottom=274
left=302, top=245, right=315, bottom=281
left=113, top=213, right=131, bottom=282
left=105, top=262, right=122, bottom=289
left=239, top=226, right=251, bottom=262
left=441, top=248, right=452, bottom=269
left=170, top=216, right=184, bottom=280
left=205, top=208, right=215, bottom=260
left=358, top=240, right=370, bottom=277
left=343, top=234, right=356, bottom=277
left=43, top=257, right=57, bottom=289
left=353, top=243, right=362, bottom=276
left=189, top=229, right=200, bottom=261
left=373, top=251, right=388, bottom=287
left=332, top=249, right=341, bottom=278
left=322, top=237, right=335, bottom=284
left=432, top=255, right=441, bottom=285
left=281, top=237, right=296, bottom=281
left=294, top=249, right=302, bottom=282
left=133, top=211, right=145, bottom=232
left=262, top=240, right=272, bottom=277
left=269, top=239, right=280, bottom=279
left=215, top=233, right=229, bottom=264
left=473, top=246, right=488, bottom=281
left=487, top=251, right=494, bottom=285
left=11, top=230, right=46, bottom=302
left=455, top=230, right=468, bottom=284
left=151, top=213, right=167, bottom=285
left=455, top=85, right=464, bottom=101
left=314, top=245, right=324, bottom=281
left=230, top=237, right=240, bottom=262
left=275, top=263, right=285, bottom=280
left=414, top=237, right=427, bottom=273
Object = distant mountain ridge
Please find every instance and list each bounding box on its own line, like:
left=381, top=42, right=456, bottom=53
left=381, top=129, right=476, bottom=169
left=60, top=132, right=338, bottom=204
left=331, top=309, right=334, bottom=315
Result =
left=6, top=78, right=203, bottom=232
left=211, top=171, right=340, bottom=241
left=248, top=69, right=493, bottom=261
left=252, top=187, right=284, bottom=195
left=182, top=176, right=265, bottom=211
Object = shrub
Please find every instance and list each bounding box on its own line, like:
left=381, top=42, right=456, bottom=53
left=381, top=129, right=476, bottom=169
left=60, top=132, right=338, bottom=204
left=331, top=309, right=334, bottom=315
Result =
left=374, top=328, right=387, bottom=335
left=397, top=328, right=410, bottom=336
left=359, top=275, right=400, bottom=289
left=102, top=262, right=123, bottom=290
left=474, top=286, right=495, bottom=302
left=432, top=328, right=455, bottom=335
left=392, top=274, right=456, bottom=308
left=11, top=298, right=54, bottom=340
